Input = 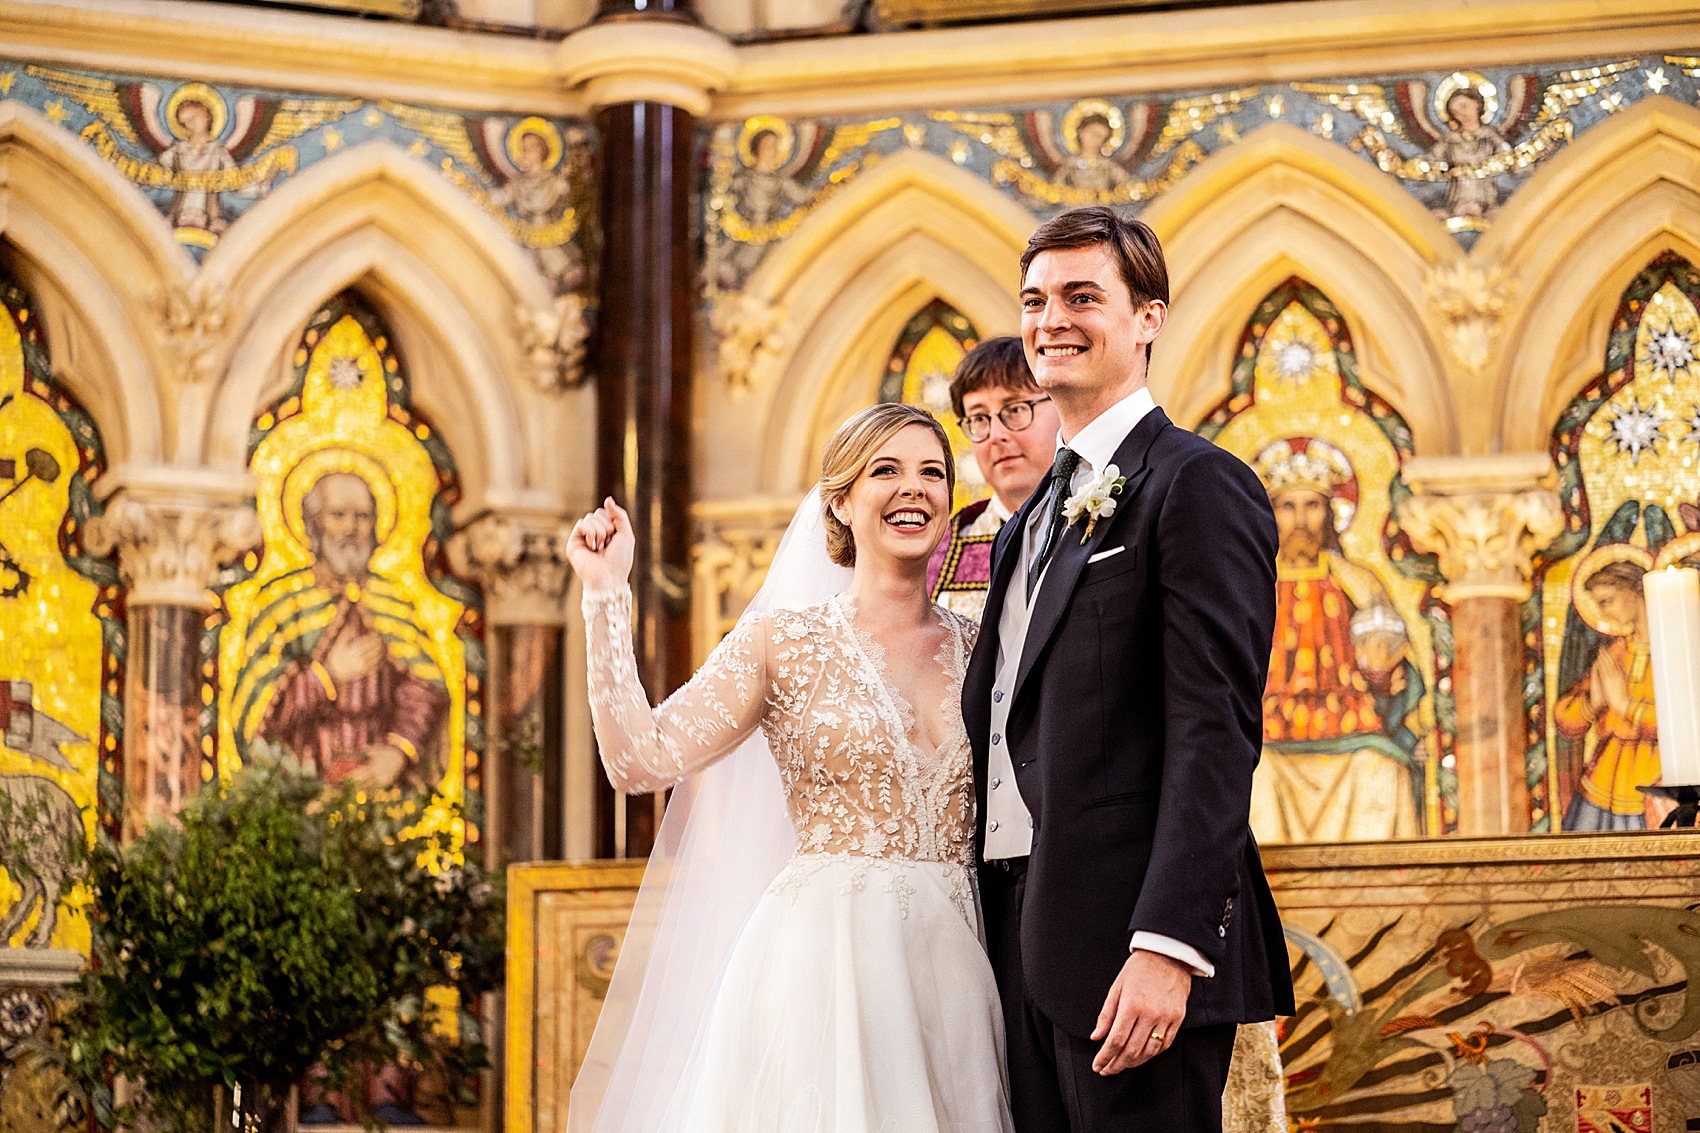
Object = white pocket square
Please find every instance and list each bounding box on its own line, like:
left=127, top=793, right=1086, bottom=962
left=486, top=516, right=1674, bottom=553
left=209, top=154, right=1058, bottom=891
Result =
left=1087, top=545, right=1126, bottom=564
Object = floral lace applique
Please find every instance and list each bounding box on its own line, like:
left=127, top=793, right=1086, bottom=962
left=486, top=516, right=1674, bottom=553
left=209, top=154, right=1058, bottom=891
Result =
left=583, top=586, right=980, bottom=867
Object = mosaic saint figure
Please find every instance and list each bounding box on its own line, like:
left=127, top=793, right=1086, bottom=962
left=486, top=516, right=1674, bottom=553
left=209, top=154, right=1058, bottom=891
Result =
left=489, top=120, right=587, bottom=293
left=256, top=471, right=447, bottom=791
left=1557, top=556, right=1661, bottom=831
left=1426, top=86, right=1510, bottom=220
left=1058, top=113, right=1130, bottom=194
left=1250, top=437, right=1424, bottom=842
left=715, top=123, right=815, bottom=291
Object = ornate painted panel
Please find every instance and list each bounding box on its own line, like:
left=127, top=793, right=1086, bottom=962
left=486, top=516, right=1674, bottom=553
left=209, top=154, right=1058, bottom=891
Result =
left=210, top=293, right=484, bottom=841
left=877, top=299, right=988, bottom=509
left=0, top=270, right=122, bottom=953
left=1533, top=253, right=1700, bottom=835
left=1198, top=279, right=1452, bottom=842
left=701, top=56, right=1694, bottom=295
left=0, top=62, right=594, bottom=293
left=1272, top=834, right=1700, bottom=1133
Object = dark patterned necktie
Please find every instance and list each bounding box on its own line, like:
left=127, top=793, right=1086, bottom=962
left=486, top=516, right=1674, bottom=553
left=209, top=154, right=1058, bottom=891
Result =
left=1026, top=446, right=1081, bottom=600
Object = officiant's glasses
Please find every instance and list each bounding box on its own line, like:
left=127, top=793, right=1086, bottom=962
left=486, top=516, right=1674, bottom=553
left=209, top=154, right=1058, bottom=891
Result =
left=958, top=397, right=1052, bottom=442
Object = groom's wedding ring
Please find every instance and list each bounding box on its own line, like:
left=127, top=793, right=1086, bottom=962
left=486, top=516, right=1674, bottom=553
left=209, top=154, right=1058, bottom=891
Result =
left=1147, top=1031, right=1165, bottom=1044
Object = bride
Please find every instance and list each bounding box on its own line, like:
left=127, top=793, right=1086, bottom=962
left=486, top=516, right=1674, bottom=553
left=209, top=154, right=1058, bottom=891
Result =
left=566, top=403, right=1014, bottom=1133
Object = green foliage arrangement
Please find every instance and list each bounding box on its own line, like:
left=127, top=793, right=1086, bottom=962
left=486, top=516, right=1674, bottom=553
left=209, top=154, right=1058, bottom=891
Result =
left=61, top=745, right=504, bottom=1133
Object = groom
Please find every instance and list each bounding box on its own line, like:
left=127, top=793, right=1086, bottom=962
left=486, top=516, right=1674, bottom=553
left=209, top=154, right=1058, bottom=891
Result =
left=965, top=206, right=1293, bottom=1132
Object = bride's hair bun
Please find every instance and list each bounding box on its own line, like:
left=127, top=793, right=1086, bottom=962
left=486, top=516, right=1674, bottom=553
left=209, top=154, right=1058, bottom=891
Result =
left=819, top=403, right=956, bottom=568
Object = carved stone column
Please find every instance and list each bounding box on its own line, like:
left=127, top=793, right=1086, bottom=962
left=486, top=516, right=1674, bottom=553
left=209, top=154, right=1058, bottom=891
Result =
left=560, top=2, right=734, bottom=858
left=1402, top=456, right=1564, bottom=836
left=85, top=473, right=260, bottom=838
left=448, top=514, right=574, bottom=865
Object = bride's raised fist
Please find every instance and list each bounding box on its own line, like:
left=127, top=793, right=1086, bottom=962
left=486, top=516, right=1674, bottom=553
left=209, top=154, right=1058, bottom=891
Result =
left=568, top=496, right=635, bottom=592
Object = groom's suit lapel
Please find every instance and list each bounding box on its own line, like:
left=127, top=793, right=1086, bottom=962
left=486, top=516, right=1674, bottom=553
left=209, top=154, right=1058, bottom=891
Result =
left=964, top=482, right=1044, bottom=732
left=1011, top=407, right=1171, bottom=707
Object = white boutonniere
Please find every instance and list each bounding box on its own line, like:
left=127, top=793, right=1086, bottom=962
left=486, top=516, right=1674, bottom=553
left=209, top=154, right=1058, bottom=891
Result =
left=1062, top=463, right=1128, bottom=542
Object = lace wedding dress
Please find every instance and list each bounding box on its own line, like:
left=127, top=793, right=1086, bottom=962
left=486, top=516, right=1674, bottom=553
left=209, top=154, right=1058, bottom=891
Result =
left=584, top=586, right=1013, bottom=1133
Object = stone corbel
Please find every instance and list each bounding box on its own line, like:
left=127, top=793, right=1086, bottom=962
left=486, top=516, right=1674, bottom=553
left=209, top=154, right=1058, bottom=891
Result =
left=555, top=20, right=738, bottom=115
left=84, top=468, right=261, bottom=609
left=711, top=291, right=788, bottom=393
left=447, top=512, right=576, bottom=626
left=1425, top=259, right=1518, bottom=383
left=1400, top=454, right=1564, bottom=603
left=156, top=282, right=230, bottom=387
left=515, top=295, right=590, bottom=393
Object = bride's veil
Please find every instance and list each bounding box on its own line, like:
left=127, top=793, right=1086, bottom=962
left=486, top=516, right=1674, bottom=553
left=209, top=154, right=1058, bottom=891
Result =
left=568, top=488, right=851, bottom=1132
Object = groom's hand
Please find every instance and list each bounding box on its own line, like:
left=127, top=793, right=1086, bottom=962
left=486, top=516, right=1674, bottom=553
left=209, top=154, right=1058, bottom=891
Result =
left=1090, top=949, right=1191, bottom=1074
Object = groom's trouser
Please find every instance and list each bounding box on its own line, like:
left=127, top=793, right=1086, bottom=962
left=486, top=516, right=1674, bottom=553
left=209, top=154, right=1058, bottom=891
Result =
left=981, top=857, right=1237, bottom=1133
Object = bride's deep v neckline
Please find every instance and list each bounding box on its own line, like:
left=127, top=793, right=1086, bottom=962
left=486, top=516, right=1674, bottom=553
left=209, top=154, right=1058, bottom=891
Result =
left=828, top=594, right=966, bottom=767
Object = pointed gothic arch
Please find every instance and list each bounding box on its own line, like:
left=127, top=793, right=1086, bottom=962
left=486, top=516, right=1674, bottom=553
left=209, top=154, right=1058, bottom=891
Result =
left=1483, top=98, right=1700, bottom=451
left=1143, top=124, right=1456, bottom=454
left=0, top=101, right=189, bottom=468
left=200, top=141, right=567, bottom=514
left=703, top=148, right=1036, bottom=498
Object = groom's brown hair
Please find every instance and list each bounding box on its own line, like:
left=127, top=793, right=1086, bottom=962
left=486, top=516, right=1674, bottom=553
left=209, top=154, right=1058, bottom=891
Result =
left=1020, top=206, right=1169, bottom=361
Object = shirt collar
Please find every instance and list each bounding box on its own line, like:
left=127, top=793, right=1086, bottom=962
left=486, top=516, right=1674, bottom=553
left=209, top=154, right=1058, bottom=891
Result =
left=1057, top=386, right=1157, bottom=473
left=987, top=493, right=1014, bottom=524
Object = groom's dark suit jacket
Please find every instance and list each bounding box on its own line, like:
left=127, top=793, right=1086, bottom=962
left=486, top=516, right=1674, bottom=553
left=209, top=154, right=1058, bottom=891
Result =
left=964, top=406, right=1296, bottom=1039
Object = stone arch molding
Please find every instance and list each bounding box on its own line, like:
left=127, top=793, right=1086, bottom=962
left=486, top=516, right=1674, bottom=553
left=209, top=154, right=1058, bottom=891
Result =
left=1484, top=97, right=1700, bottom=452
left=0, top=100, right=189, bottom=468
left=703, top=147, right=1038, bottom=499
left=1143, top=124, right=1459, bottom=455
left=199, top=141, right=568, bottom=513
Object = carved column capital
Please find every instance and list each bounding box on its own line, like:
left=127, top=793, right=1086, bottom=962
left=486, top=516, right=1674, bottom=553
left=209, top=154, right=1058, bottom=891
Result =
left=85, top=479, right=260, bottom=609
left=448, top=513, right=575, bottom=626
left=1401, top=455, right=1563, bottom=603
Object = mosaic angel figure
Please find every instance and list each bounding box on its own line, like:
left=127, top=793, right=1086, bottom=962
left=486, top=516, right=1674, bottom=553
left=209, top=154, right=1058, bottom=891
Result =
left=1021, top=98, right=1158, bottom=200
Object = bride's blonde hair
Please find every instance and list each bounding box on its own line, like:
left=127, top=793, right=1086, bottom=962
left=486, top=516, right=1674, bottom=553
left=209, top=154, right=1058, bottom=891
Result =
left=819, top=403, right=956, bottom=568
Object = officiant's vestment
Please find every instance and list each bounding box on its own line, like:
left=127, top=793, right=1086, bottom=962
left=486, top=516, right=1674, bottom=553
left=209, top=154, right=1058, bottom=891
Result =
left=965, top=393, right=1294, bottom=1132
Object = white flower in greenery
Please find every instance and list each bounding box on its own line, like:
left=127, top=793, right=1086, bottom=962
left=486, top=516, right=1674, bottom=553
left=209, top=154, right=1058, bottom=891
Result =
left=1063, top=463, right=1128, bottom=542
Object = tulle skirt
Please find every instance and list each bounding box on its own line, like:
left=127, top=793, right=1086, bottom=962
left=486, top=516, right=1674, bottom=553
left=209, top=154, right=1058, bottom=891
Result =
left=661, top=853, right=1014, bottom=1133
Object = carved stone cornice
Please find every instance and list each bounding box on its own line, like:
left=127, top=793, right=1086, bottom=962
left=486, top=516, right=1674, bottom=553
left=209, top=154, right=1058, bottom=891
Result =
left=447, top=512, right=575, bottom=626
left=555, top=20, right=737, bottom=116
left=84, top=474, right=261, bottom=608
left=1400, top=454, right=1563, bottom=603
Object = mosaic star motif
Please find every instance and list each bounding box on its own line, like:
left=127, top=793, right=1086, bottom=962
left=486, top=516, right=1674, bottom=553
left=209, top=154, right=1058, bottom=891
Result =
left=1604, top=396, right=1670, bottom=463
left=1687, top=405, right=1700, bottom=448
left=1645, top=322, right=1696, bottom=380
left=1274, top=339, right=1316, bottom=382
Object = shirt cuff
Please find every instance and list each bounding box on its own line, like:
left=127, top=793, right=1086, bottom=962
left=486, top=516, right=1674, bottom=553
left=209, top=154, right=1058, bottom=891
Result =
left=1129, top=932, right=1216, bottom=978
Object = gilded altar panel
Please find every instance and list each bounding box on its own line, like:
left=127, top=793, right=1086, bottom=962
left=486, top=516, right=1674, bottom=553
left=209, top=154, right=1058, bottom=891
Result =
left=1268, top=832, right=1700, bottom=1133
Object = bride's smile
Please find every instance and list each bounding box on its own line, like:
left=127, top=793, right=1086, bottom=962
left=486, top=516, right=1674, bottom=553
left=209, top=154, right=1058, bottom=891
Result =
left=830, top=423, right=952, bottom=566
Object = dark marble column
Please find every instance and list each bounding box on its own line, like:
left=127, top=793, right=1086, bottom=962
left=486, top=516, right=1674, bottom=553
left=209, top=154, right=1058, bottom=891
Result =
left=589, top=0, right=700, bottom=859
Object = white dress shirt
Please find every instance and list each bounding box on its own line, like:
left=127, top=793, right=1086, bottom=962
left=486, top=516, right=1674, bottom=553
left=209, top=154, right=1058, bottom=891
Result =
left=982, top=385, right=1213, bottom=978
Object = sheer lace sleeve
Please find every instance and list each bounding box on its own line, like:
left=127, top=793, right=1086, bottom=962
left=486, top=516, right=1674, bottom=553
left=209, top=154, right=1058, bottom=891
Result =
left=583, top=586, right=770, bottom=795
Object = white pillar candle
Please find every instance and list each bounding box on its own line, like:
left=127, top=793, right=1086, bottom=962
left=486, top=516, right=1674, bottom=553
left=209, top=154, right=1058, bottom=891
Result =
left=1646, top=566, right=1700, bottom=787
